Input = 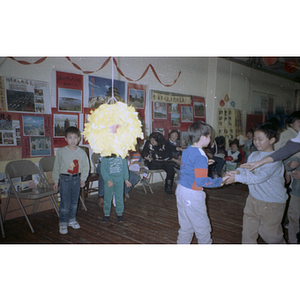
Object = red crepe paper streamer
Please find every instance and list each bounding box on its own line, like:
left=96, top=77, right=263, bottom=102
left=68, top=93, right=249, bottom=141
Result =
left=8, top=57, right=47, bottom=65
left=65, top=56, right=111, bottom=74
left=112, top=57, right=181, bottom=87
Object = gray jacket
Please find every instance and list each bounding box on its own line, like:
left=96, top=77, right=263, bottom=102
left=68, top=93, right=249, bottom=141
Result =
left=235, top=150, right=288, bottom=203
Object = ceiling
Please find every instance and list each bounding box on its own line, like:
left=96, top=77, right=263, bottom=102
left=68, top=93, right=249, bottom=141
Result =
left=225, top=57, right=300, bottom=83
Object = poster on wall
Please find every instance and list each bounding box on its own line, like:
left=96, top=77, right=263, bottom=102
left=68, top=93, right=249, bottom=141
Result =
left=0, top=112, right=21, bottom=146
left=252, top=91, right=275, bottom=114
left=88, top=75, right=126, bottom=108
left=20, top=113, right=53, bottom=158
left=151, top=90, right=205, bottom=147
left=4, top=76, right=50, bottom=114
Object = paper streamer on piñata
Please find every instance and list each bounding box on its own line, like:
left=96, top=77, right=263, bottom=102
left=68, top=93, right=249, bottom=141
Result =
left=83, top=102, right=144, bottom=158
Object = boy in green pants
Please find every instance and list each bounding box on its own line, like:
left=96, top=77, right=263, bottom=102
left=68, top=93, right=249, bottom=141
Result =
left=100, top=155, right=132, bottom=222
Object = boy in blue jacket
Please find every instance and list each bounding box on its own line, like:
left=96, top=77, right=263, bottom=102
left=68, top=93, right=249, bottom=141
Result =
left=176, top=121, right=228, bottom=244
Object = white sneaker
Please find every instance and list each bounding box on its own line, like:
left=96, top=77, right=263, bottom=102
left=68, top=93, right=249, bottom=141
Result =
left=68, top=221, right=81, bottom=229
left=59, top=225, right=68, bottom=234
left=112, top=193, right=116, bottom=207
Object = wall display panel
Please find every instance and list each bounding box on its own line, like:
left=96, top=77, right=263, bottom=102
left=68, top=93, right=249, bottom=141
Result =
left=151, top=90, right=205, bottom=147
left=3, top=76, right=50, bottom=114
left=88, top=75, right=126, bottom=108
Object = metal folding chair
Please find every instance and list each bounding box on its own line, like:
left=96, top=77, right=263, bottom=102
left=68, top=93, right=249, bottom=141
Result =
left=4, top=159, right=60, bottom=233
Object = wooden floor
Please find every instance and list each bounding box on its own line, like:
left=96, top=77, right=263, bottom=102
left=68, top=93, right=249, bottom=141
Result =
left=0, top=182, right=287, bottom=244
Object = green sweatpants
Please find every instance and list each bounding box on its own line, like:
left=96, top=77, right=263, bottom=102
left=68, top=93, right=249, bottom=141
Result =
left=103, top=175, right=124, bottom=216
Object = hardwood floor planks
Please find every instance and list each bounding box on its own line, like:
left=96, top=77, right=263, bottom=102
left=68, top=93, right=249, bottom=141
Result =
left=0, top=182, right=278, bottom=244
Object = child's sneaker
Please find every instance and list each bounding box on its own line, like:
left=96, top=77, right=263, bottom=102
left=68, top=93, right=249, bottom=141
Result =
left=102, top=216, right=110, bottom=223
left=117, top=216, right=123, bottom=222
left=68, top=221, right=81, bottom=229
left=59, top=225, right=68, bottom=235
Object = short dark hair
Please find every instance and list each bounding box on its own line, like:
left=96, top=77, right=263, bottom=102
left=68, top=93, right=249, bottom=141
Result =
left=285, top=111, right=300, bottom=127
left=64, top=126, right=81, bottom=138
left=149, top=131, right=165, bottom=146
left=229, top=139, right=239, bottom=147
left=188, top=121, right=211, bottom=144
left=168, top=130, right=179, bottom=138
left=254, top=122, right=278, bottom=141
left=215, top=136, right=225, bottom=146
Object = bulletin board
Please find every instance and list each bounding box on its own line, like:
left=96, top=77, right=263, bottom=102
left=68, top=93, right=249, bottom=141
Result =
left=151, top=90, right=205, bottom=147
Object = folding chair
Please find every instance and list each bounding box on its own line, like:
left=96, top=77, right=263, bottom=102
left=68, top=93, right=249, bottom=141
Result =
left=4, top=159, right=61, bottom=233
left=39, top=156, right=87, bottom=211
left=79, top=147, right=99, bottom=203
left=0, top=198, right=5, bottom=238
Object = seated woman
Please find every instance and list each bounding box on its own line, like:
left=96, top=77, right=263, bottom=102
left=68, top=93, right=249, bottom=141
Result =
left=141, top=131, right=177, bottom=195
left=165, top=130, right=184, bottom=167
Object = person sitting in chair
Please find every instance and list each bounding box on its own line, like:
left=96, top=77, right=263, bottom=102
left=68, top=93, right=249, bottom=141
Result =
left=141, top=132, right=177, bottom=195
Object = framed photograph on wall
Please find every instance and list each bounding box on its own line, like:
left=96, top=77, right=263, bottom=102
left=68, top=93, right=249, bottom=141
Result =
left=155, top=128, right=165, bottom=136
left=22, top=115, right=45, bottom=136
left=53, top=113, right=78, bottom=137
left=168, top=103, right=179, bottom=113
left=58, top=88, right=82, bottom=113
left=88, top=75, right=126, bottom=108
left=181, top=106, right=193, bottom=122
left=128, top=83, right=146, bottom=109
left=194, top=102, right=205, bottom=117
left=171, top=113, right=180, bottom=127
left=153, top=101, right=167, bottom=119
left=30, top=136, right=51, bottom=156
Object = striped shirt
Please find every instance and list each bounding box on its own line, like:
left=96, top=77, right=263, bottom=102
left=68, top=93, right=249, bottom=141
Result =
left=178, top=145, right=222, bottom=191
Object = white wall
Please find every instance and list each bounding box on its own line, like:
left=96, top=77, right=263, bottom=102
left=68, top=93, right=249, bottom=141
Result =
left=1, top=56, right=299, bottom=136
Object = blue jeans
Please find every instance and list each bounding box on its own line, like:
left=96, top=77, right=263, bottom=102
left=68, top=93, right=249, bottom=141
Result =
left=59, top=174, right=81, bottom=226
left=96, top=163, right=139, bottom=197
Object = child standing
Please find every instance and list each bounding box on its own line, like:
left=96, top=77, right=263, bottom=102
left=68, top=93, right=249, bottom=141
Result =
left=176, top=121, right=228, bottom=244
left=226, top=122, right=288, bottom=243
left=53, top=126, right=89, bottom=235
left=225, top=139, right=242, bottom=171
left=100, top=154, right=132, bottom=222
left=242, top=129, right=257, bottom=162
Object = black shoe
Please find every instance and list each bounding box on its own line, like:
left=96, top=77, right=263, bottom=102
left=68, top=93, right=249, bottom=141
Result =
left=102, top=216, right=110, bottom=223
left=164, top=179, right=173, bottom=195
left=165, top=189, right=173, bottom=195
left=117, top=216, right=123, bottom=222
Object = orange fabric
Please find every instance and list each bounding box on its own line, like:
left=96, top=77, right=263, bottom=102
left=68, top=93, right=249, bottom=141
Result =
left=194, top=168, right=207, bottom=178
left=191, top=181, right=203, bottom=191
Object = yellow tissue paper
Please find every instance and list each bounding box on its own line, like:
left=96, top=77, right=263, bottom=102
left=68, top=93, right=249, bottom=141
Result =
left=83, top=102, right=144, bottom=158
